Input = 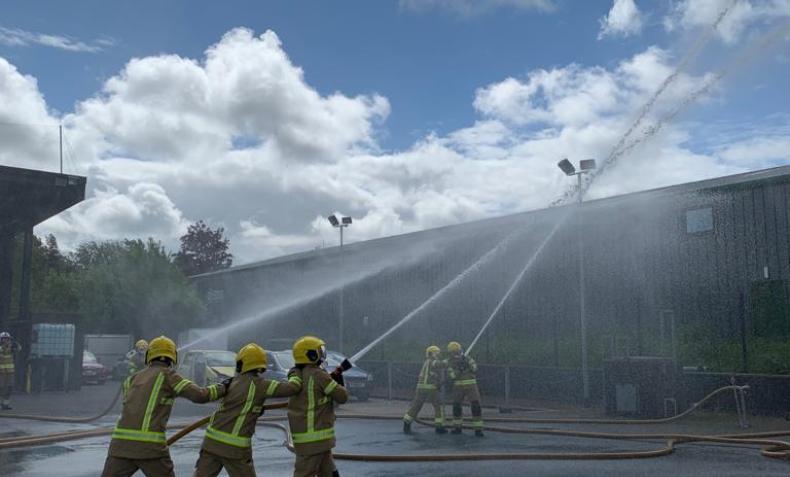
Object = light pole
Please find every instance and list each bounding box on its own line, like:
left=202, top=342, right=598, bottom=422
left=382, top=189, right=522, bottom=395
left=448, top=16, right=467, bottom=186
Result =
left=328, top=214, right=352, bottom=353
left=557, top=158, right=596, bottom=404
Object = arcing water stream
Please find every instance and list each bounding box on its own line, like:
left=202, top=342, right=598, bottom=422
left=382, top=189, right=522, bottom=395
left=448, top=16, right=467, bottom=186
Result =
left=348, top=226, right=526, bottom=362
left=346, top=0, right=788, bottom=363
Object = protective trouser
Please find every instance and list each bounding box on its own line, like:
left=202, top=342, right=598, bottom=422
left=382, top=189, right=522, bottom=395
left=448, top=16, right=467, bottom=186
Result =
left=193, top=449, right=257, bottom=477
left=293, top=451, right=339, bottom=477
left=100, top=455, right=175, bottom=477
left=403, top=388, right=444, bottom=428
left=0, top=372, right=13, bottom=407
left=451, top=384, right=483, bottom=431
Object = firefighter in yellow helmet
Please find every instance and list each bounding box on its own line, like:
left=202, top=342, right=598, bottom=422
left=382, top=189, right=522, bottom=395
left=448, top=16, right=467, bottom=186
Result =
left=287, top=336, right=349, bottom=477
left=126, top=339, right=149, bottom=376
left=0, top=332, right=22, bottom=410
left=101, top=336, right=227, bottom=477
left=446, top=341, right=483, bottom=437
left=403, top=345, right=447, bottom=434
left=193, top=343, right=302, bottom=477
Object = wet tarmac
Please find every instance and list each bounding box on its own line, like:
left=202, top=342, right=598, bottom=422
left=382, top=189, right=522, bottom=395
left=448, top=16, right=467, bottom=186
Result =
left=2, top=384, right=790, bottom=476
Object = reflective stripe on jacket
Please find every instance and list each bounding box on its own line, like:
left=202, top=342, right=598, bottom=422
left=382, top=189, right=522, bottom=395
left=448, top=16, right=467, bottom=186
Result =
left=287, top=365, right=349, bottom=456
left=202, top=372, right=301, bottom=459
left=415, top=357, right=443, bottom=390
left=109, top=361, right=225, bottom=460
left=0, top=343, right=19, bottom=374
left=447, top=355, right=478, bottom=387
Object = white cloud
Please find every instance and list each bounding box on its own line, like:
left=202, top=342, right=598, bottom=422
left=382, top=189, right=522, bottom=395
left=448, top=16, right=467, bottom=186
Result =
left=663, top=0, right=790, bottom=43
left=0, top=58, right=61, bottom=170
left=399, top=0, right=555, bottom=16
left=598, top=0, right=644, bottom=39
left=0, top=26, right=111, bottom=53
left=0, top=27, right=785, bottom=263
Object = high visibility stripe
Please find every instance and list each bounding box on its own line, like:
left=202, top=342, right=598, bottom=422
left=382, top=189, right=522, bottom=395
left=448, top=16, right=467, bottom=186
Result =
left=419, top=359, right=430, bottom=385
left=231, top=382, right=257, bottom=436
left=403, top=414, right=414, bottom=423
left=306, top=376, right=315, bottom=433
left=111, top=427, right=166, bottom=444
left=292, top=427, right=335, bottom=444
left=416, top=383, right=436, bottom=390
left=454, top=379, right=477, bottom=386
left=323, top=380, right=337, bottom=395
left=208, top=385, right=218, bottom=401
left=205, top=425, right=252, bottom=448
left=0, top=364, right=14, bottom=370
left=472, top=420, right=484, bottom=428
left=173, top=378, right=192, bottom=394
left=142, top=373, right=164, bottom=432
left=122, top=377, right=131, bottom=396
left=289, top=375, right=302, bottom=386
left=434, top=418, right=444, bottom=424
left=266, top=380, right=278, bottom=396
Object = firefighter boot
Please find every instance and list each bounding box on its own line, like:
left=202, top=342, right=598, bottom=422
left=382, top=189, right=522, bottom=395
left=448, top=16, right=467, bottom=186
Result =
left=403, top=421, right=411, bottom=434
left=475, top=429, right=484, bottom=437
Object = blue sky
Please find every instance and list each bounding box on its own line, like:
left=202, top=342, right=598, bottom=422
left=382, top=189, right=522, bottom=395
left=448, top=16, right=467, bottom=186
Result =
left=1, top=0, right=789, bottom=261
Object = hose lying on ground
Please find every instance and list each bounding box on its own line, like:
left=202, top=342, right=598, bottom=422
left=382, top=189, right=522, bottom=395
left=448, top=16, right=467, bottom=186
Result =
left=0, top=401, right=288, bottom=450
left=4, top=385, right=789, bottom=462
left=0, top=384, right=124, bottom=423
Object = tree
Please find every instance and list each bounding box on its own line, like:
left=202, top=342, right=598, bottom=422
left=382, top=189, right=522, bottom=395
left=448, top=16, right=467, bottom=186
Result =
left=174, top=220, right=233, bottom=276
left=73, top=239, right=204, bottom=338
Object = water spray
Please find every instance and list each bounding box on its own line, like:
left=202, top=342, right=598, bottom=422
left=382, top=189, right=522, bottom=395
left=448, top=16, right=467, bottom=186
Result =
left=465, top=213, right=568, bottom=355
left=349, top=227, right=526, bottom=363
left=553, top=0, right=740, bottom=207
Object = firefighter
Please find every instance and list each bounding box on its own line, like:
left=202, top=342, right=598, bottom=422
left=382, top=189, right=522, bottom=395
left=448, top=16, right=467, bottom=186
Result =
left=287, top=336, right=349, bottom=477
left=402, top=345, right=446, bottom=434
left=446, top=341, right=483, bottom=437
left=101, top=335, right=226, bottom=477
left=126, top=339, right=149, bottom=375
left=0, top=332, right=21, bottom=410
left=193, top=343, right=303, bottom=477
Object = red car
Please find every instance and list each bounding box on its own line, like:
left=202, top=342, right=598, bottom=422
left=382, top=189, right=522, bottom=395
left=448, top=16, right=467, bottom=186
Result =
left=82, top=350, right=111, bottom=385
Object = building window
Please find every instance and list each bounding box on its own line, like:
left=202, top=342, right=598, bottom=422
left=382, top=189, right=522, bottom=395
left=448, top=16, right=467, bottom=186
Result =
left=686, top=207, right=713, bottom=234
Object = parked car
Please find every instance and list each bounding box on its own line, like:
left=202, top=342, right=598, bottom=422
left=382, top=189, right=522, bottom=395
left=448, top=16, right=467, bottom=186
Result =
left=82, top=350, right=111, bottom=385
left=274, top=350, right=372, bottom=401
left=178, top=350, right=237, bottom=386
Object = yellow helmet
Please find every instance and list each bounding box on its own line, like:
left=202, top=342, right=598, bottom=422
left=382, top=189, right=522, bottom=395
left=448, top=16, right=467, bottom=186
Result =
left=293, top=336, right=326, bottom=365
left=146, top=336, right=177, bottom=365
left=135, top=339, right=149, bottom=351
left=426, top=345, right=440, bottom=358
left=236, top=343, right=268, bottom=374
left=447, top=341, right=462, bottom=354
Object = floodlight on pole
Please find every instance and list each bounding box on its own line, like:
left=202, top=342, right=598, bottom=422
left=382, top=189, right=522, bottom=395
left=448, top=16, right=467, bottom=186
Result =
left=557, top=158, right=576, bottom=176
left=556, top=158, right=596, bottom=405
left=326, top=213, right=353, bottom=355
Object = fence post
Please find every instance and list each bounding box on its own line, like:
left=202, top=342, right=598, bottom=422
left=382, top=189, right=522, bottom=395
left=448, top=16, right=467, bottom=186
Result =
left=504, top=366, right=511, bottom=405
left=387, top=361, right=393, bottom=402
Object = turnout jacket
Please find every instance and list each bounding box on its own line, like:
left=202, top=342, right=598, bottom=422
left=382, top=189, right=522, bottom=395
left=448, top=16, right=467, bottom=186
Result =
left=109, top=361, right=225, bottom=459
left=201, top=371, right=302, bottom=459
left=0, top=341, right=20, bottom=375
left=446, top=354, right=478, bottom=387
left=415, top=357, right=444, bottom=390
left=287, top=364, right=349, bottom=456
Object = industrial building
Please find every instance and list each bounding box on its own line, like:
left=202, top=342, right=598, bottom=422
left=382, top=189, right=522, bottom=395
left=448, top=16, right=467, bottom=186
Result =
left=192, top=165, right=790, bottom=386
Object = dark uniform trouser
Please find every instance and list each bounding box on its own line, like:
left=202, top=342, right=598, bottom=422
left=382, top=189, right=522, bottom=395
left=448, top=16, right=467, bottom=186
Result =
left=403, top=387, right=444, bottom=427
left=0, top=372, right=13, bottom=405
left=193, top=449, right=256, bottom=477
left=452, top=384, right=483, bottom=430
left=101, top=455, right=175, bottom=477
left=293, top=451, right=337, bottom=477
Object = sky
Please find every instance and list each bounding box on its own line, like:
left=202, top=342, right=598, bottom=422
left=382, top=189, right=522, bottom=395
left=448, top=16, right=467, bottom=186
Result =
left=1, top=0, right=789, bottom=263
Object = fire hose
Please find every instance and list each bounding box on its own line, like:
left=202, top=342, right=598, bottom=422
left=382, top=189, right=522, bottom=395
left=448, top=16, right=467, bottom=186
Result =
left=2, top=385, right=790, bottom=462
